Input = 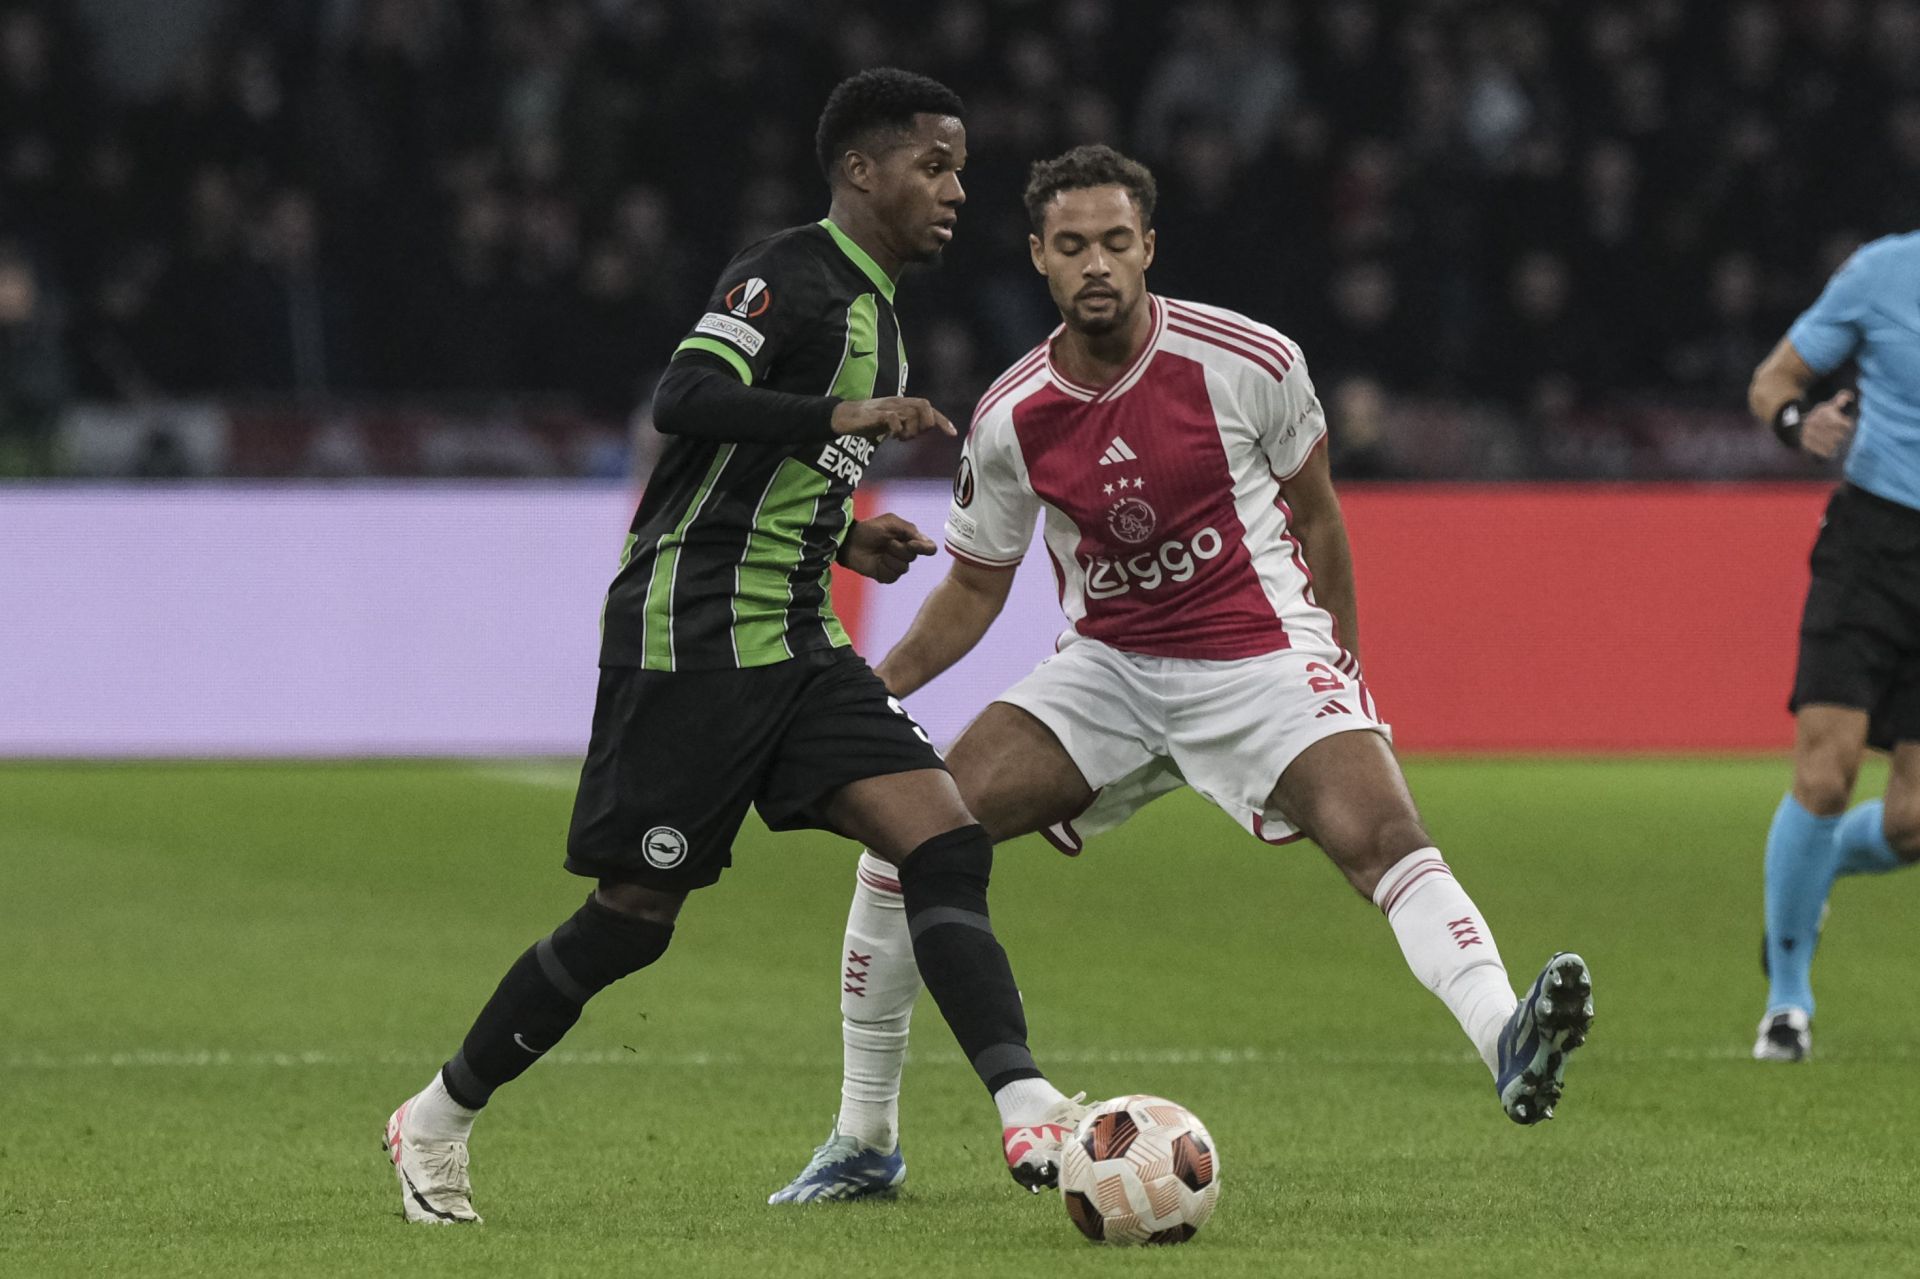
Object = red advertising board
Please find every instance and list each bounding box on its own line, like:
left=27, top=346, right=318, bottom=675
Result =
left=1332, top=485, right=1831, bottom=751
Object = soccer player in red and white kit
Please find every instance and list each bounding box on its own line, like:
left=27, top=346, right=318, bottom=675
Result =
left=770, top=145, right=1596, bottom=1204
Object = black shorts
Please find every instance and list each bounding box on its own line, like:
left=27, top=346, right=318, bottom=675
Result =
left=1791, top=483, right=1920, bottom=750
left=564, top=647, right=944, bottom=890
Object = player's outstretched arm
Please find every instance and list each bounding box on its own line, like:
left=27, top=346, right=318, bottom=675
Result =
left=872, top=559, right=1016, bottom=698
left=1279, top=441, right=1360, bottom=664
left=653, top=358, right=958, bottom=446
left=831, top=397, right=957, bottom=442
left=653, top=357, right=842, bottom=444
left=1748, top=337, right=1856, bottom=460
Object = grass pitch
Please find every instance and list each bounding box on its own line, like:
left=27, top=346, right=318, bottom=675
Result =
left=3, top=757, right=1913, bottom=1277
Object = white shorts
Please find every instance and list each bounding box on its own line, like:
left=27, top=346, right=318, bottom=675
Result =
left=993, top=638, right=1390, bottom=852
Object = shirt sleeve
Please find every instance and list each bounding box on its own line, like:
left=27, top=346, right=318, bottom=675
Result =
left=944, top=412, right=1038, bottom=569
left=1255, top=338, right=1329, bottom=480
left=670, top=236, right=819, bottom=385
left=1787, top=248, right=1875, bottom=375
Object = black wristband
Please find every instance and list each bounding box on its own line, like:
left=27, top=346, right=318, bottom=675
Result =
left=1771, top=400, right=1806, bottom=451
left=835, top=519, right=859, bottom=566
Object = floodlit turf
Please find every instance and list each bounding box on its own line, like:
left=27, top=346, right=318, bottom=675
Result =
left=3, top=757, right=1914, bottom=1277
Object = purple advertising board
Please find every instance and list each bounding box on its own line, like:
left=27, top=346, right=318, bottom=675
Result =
left=0, top=483, right=1059, bottom=756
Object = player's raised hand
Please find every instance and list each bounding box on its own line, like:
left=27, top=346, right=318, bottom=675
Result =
left=837, top=513, right=937, bottom=584
left=832, top=396, right=957, bottom=442
left=1801, top=390, right=1858, bottom=459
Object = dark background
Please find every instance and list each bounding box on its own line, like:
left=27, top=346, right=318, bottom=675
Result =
left=0, top=0, right=1905, bottom=479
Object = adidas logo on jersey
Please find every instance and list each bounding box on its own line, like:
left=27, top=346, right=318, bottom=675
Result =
left=1097, top=437, right=1138, bottom=465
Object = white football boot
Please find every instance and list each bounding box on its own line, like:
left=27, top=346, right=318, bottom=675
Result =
left=1002, top=1092, right=1092, bottom=1192
left=384, top=1101, right=482, bottom=1224
left=1752, top=1008, right=1811, bottom=1063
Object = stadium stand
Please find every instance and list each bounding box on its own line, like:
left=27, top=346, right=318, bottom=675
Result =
left=1, top=0, right=1912, bottom=478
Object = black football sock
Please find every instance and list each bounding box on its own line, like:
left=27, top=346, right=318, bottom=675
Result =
left=896, top=823, right=1044, bottom=1094
left=441, top=894, right=673, bottom=1109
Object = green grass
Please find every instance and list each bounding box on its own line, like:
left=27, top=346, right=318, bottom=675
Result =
left=2, top=757, right=1912, bottom=1277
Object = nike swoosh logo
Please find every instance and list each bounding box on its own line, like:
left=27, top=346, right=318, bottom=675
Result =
left=850, top=348, right=875, bottom=359
left=513, top=1033, right=541, bottom=1055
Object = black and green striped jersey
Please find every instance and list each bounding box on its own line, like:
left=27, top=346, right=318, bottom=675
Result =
left=600, top=219, right=907, bottom=671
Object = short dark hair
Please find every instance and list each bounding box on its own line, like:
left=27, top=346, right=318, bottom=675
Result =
left=815, top=68, right=965, bottom=183
left=1024, top=144, right=1158, bottom=234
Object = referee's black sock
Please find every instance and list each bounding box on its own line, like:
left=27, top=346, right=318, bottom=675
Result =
left=441, top=895, right=673, bottom=1109
left=896, top=823, right=1045, bottom=1094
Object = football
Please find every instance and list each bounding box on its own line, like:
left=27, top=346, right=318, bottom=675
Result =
left=1059, top=1094, right=1220, bottom=1245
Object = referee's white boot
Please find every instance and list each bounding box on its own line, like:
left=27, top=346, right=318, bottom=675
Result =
left=1752, top=1008, right=1812, bottom=1063
left=384, top=1100, right=483, bottom=1224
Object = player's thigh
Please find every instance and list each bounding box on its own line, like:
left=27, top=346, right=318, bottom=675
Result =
left=823, top=768, right=977, bottom=863
left=760, top=649, right=968, bottom=859
left=1790, top=484, right=1920, bottom=807
left=944, top=701, right=1097, bottom=843
left=565, top=665, right=781, bottom=892
left=1269, top=728, right=1429, bottom=880
left=988, top=641, right=1160, bottom=798
left=1160, top=646, right=1396, bottom=850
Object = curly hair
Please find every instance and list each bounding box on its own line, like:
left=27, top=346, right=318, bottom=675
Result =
left=1023, top=144, right=1158, bottom=234
left=814, top=68, right=965, bottom=183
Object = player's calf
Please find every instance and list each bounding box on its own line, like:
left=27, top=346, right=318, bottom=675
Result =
left=440, top=893, right=675, bottom=1110
left=385, top=892, right=675, bottom=1223
left=893, top=823, right=1082, bottom=1189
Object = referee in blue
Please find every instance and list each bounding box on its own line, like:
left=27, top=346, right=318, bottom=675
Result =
left=1749, top=233, right=1920, bottom=1062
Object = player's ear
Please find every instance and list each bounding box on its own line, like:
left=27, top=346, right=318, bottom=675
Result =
left=1142, top=228, right=1155, bottom=271
left=1029, top=233, right=1046, bottom=276
left=841, top=149, right=876, bottom=195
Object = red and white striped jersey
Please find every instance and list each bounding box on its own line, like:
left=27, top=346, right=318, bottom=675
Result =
left=944, top=295, right=1336, bottom=660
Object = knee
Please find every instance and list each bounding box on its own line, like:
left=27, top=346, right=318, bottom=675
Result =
left=1324, top=817, right=1431, bottom=901
left=895, top=824, right=993, bottom=910
left=1881, top=797, right=1920, bottom=862
left=1792, top=742, right=1860, bottom=817
left=593, top=880, right=686, bottom=927
left=1791, top=767, right=1855, bottom=817
left=941, top=752, right=1014, bottom=844
left=536, top=891, right=677, bottom=998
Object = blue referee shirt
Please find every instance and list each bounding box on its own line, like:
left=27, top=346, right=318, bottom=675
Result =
left=1787, top=231, right=1920, bottom=512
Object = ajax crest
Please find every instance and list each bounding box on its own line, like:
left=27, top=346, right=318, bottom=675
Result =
left=1107, top=496, right=1157, bottom=544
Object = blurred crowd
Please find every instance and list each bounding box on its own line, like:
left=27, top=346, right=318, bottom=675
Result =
left=2, top=0, right=1914, bottom=477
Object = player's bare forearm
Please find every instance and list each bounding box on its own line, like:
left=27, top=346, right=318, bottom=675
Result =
left=1748, top=338, right=1817, bottom=423
left=873, top=560, right=1015, bottom=698
left=1280, top=444, right=1360, bottom=661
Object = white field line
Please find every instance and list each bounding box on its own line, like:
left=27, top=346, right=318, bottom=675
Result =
left=0, top=1043, right=1833, bottom=1073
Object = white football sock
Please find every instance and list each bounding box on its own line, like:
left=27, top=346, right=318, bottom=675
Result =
left=1372, top=848, right=1518, bottom=1075
left=992, top=1076, right=1069, bottom=1128
left=407, top=1070, right=478, bottom=1143
left=835, top=853, right=921, bottom=1153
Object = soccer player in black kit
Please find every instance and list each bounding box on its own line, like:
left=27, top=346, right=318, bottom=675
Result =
left=382, top=69, right=1086, bottom=1224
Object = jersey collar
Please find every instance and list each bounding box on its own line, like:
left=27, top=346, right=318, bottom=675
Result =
left=1045, top=295, right=1166, bottom=404
left=818, top=218, right=896, bottom=303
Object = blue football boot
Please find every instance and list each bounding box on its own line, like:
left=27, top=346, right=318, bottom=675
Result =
left=767, top=1127, right=906, bottom=1204
left=1496, top=952, right=1594, bottom=1124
